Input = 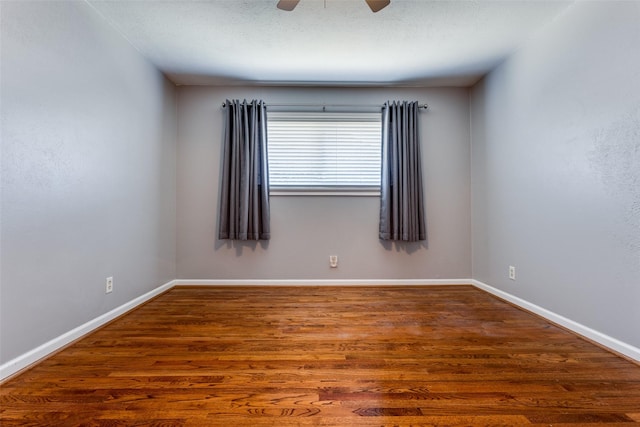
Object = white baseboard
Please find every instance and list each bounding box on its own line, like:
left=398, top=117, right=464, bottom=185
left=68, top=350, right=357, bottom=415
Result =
left=4, top=278, right=636, bottom=382
left=471, top=279, right=640, bottom=362
left=0, top=278, right=469, bottom=381
left=0, top=280, right=176, bottom=382
left=174, top=279, right=474, bottom=286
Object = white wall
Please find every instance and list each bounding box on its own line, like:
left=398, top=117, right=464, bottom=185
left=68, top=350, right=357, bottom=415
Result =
left=470, top=1, right=640, bottom=348
left=0, top=1, right=177, bottom=363
left=177, top=86, right=471, bottom=281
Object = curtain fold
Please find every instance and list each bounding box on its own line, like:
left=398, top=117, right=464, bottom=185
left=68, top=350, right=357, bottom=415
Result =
left=379, top=101, right=426, bottom=242
left=218, top=99, right=270, bottom=241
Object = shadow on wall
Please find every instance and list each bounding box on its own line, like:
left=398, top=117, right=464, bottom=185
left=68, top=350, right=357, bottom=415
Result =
left=215, top=239, right=270, bottom=256
left=379, top=239, right=428, bottom=254
left=213, top=235, right=427, bottom=255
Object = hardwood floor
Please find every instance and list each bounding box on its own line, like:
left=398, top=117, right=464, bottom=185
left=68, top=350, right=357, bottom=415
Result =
left=1, top=285, right=639, bottom=426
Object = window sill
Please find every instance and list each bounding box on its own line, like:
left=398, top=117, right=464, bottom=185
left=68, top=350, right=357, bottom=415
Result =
left=270, top=187, right=380, bottom=197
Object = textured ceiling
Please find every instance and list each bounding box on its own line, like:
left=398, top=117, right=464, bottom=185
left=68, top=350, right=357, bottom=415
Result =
left=87, top=0, right=573, bottom=86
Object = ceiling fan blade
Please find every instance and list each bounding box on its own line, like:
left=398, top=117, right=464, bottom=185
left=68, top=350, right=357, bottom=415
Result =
left=365, top=0, right=390, bottom=13
left=277, top=0, right=301, bottom=11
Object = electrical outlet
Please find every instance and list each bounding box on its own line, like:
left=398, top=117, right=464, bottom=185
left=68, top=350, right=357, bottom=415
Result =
left=329, top=255, right=338, bottom=268
left=106, top=277, right=114, bottom=293
left=508, top=266, right=516, bottom=281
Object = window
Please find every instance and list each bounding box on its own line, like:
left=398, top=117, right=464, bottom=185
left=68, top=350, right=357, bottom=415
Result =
left=267, top=112, right=381, bottom=195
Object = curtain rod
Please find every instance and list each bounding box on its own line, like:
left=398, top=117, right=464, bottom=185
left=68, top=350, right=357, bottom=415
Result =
left=221, top=102, right=429, bottom=110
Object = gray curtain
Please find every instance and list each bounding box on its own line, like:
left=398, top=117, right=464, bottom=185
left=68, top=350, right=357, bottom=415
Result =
left=218, top=99, right=270, bottom=240
left=379, top=101, right=426, bottom=241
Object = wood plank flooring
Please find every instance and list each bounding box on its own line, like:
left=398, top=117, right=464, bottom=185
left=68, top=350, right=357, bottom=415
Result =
left=1, top=285, right=639, bottom=426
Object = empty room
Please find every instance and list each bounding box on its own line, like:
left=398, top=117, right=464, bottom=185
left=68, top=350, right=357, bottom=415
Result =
left=1, top=0, right=639, bottom=425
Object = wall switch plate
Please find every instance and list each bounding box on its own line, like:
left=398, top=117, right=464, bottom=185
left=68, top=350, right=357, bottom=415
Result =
left=508, top=266, right=516, bottom=281
left=106, top=277, right=114, bottom=293
left=329, top=255, right=338, bottom=268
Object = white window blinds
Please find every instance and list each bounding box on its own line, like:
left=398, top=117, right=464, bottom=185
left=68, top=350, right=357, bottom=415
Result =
left=267, top=112, right=381, bottom=191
